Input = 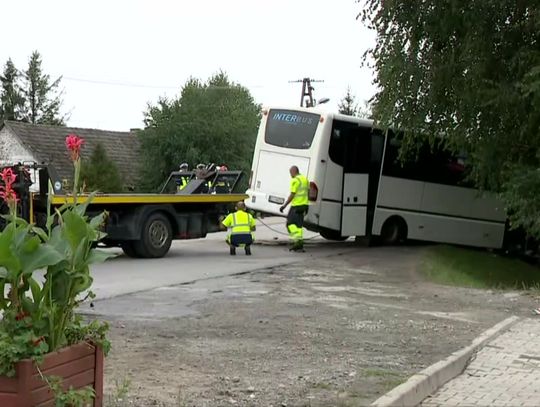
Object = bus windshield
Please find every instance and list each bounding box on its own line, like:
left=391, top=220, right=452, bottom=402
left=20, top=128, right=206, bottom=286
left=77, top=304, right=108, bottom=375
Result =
left=264, top=109, right=320, bottom=149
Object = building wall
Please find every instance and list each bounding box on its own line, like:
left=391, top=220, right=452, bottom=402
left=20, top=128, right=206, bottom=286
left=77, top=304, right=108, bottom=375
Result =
left=0, top=126, right=36, bottom=164
left=0, top=126, right=39, bottom=191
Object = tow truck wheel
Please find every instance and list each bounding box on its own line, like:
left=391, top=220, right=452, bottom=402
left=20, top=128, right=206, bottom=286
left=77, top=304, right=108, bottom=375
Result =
left=121, top=241, right=140, bottom=258
left=135, top=212, right=173, bottom=258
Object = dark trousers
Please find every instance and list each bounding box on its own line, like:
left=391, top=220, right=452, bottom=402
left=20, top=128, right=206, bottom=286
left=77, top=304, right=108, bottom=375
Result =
left=286, top=205, right=308, bottom=247
left=286, top=205, right=308, bottom=228
left=229, top=234, right=253, bottom=247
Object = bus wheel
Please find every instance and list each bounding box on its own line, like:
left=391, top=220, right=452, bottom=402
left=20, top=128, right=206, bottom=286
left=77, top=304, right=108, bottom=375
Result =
left=380, top=217, right=407, bottom=245
left=320, top=229, right=349, bottom=241
left=135, top=212, right=173, bottom=258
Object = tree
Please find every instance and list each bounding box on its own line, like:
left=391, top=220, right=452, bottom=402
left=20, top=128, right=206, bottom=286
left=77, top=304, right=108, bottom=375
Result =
left=362, top=1, right=540, bottom=238
left=357, top=99, right=373, bottom=120
left=80, top=143, right=124, bottom=193
left=338, top=87, right=359, bottom=116
left=21, top=51, right=65, bottom=125
left=0, top=59, right=24, bottom=122
left=139, top=71, right=261, bottom=191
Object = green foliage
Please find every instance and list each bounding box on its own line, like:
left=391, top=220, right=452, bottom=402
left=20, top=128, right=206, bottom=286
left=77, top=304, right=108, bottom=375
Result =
left=0, top=312, right=48, bottom=377
left=0, top=59, right=24, bottom=122
left=338, top=87, right=359, bottom=116
left=21, top=51, right=65, bottom=125
left=80, top=142, right=124, bottom=192
left=420, top=245, right=540, bottom=289
left=139, top=71, right=261, bottom=191
left=46, top=375, right=95, bottom=407
left=0, top=136, right=113, bottom=378
left=0, top=51, right=65, bottom=125
left=107, top=377, right=132, bottom=406
left=362, top=1, right=540, bottom=238
left=65, top=317, right=111, bottom=356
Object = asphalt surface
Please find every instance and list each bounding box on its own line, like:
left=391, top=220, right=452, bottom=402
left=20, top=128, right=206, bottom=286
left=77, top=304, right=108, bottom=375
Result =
left=88, top=217, right=356, bottom=302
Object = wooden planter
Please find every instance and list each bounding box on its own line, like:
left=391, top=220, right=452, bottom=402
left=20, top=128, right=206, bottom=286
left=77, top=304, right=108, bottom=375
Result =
left=0, top=342, right=103, bottom=407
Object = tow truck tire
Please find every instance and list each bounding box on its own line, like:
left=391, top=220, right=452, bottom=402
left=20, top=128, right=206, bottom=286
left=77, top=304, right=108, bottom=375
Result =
left=121, top=241, right=140, bottom=258
left=134, top=212, right=173, bottom=258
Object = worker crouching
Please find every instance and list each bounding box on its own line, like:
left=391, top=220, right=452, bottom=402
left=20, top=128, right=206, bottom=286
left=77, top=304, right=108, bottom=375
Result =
left=222, top=201, right=256, bottom=256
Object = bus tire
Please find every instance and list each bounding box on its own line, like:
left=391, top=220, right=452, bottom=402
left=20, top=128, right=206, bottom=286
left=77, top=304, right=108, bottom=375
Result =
left=380, top=217, right=407, bottom=245
left=135, top=212, right=173, bottom=258
left=320, top=229, right=348, bottom=241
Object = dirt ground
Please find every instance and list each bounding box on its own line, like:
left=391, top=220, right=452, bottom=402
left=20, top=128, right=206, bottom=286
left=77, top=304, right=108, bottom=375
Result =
left=93, top=245, right=538, bottom=406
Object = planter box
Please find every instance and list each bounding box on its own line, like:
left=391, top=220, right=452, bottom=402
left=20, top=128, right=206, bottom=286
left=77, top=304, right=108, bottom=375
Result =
left=0, top=342, right=103, bottom=407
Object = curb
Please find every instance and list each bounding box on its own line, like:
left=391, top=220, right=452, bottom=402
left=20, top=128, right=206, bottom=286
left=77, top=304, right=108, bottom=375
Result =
left=371, top=315, right=521, bottom=407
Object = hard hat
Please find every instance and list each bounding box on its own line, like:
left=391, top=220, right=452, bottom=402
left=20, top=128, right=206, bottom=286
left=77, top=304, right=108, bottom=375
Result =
left=179, top=162, right=189, bottom=170
left=196, top=163, right=205, bottom=170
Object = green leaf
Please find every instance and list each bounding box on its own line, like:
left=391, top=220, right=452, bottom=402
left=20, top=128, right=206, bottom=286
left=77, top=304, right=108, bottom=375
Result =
left=87, top=249, right=116, bottom=265
left=71, top=237, right=90, bottom=271
left=89, top=211, right=107, bottom=230
left=0, top=225, right=21, bottom=273
left=72, top=271, right=93, bottom=294
left=20, top=243, right=64, bottom=276
left=0, top=281, right=7, bottom=309
left=29, top=277, right=43, bottom=305
left=61, top=209, right=89, bottom=250
left=31, top=226, right=49, bottom=242
left=75, top=191, right=97, bottom=216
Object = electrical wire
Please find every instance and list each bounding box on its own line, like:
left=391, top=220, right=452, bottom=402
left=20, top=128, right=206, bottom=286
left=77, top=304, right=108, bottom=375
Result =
left=63, top=76, right=274, bottom=90
left=256, top=216, right=321, bottom=241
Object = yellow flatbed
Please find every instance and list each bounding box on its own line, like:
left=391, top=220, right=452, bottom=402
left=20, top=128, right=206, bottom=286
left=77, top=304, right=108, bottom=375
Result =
left=50, top=193, right=248, bottom=205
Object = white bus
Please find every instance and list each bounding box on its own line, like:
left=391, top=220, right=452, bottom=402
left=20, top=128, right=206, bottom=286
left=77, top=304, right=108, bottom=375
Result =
left=246, top=106, right=508, bottom=248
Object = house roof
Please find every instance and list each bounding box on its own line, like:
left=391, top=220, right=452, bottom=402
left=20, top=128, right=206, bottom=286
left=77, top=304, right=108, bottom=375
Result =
left=2, top=121, right=141, bottom=186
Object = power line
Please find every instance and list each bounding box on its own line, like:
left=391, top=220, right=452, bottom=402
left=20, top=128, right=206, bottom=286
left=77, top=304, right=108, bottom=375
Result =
left=289, top=77, right=324, bottom=107
left=62, top=76, right=269, bottom=90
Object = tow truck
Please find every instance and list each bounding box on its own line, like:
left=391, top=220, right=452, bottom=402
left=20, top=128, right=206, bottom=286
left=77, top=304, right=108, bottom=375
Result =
left=2, top=163, right=247, bottom=259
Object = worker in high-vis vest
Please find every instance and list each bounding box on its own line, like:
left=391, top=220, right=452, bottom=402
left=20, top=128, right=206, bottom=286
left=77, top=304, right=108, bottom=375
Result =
left=222, top=201, right=256, bottom=255
left=176, top=163, right=190, bottom=192
left=280, top=165, right=309, bottom=252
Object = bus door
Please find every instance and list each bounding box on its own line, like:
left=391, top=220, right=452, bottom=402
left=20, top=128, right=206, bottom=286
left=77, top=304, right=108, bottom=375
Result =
left=340, top=126, right=371, bottom=237
left=338, top=125, right=385, bottom=237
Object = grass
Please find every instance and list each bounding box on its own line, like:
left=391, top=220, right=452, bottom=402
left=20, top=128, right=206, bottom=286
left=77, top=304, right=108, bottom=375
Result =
left=363, top=368, right=405, bottom=392
left=420, top=245, right=540, bottom=290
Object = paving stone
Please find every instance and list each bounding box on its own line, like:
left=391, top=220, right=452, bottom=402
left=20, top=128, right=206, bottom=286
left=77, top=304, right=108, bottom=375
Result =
left=420, top=319, right=540, bottom=407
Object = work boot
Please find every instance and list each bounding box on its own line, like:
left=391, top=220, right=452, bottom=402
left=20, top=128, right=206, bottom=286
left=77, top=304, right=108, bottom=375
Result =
left=245, top=246, right=252, bottom=256
left=230, top=246, right=236, bottom=256
left=289, top=242, right=305, bottom=252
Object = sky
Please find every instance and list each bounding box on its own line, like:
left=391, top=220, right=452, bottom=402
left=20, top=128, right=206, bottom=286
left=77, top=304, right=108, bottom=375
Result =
left=0, top=0, right=376, bottom=131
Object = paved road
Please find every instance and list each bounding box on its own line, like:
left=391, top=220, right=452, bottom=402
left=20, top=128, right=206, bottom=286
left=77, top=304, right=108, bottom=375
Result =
left=89, top=218, right=356, bottom=301
left=422, top=318, right=540, bottom=407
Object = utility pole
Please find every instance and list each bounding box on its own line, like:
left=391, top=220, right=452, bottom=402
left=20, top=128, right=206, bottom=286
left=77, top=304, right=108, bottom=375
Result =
left=289, top=77, right=324, bottom=108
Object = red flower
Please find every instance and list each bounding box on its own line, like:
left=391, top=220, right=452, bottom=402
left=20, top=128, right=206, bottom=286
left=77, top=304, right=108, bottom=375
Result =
left=15, top=311, right=30, bottom=321
left=32, top=336, right=45, bottom=347
left=65, top=134, right=85, bottom=161
left=0, top=167, right=18, bottom=205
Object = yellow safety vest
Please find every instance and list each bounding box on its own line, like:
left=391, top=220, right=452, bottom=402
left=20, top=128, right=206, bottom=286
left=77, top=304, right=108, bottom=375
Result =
left=291, top=174, right=309, bottom=207
left=223, top=210, right=255, bottom=235
left=178, top=177, right=189, bottom=191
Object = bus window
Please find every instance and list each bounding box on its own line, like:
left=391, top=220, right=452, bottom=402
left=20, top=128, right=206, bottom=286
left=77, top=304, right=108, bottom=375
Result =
left=264, top=109, right=320, bottom=149
left=329, top=120, right=371, bottom=173
left=382, top=137, right=472, bottom=187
